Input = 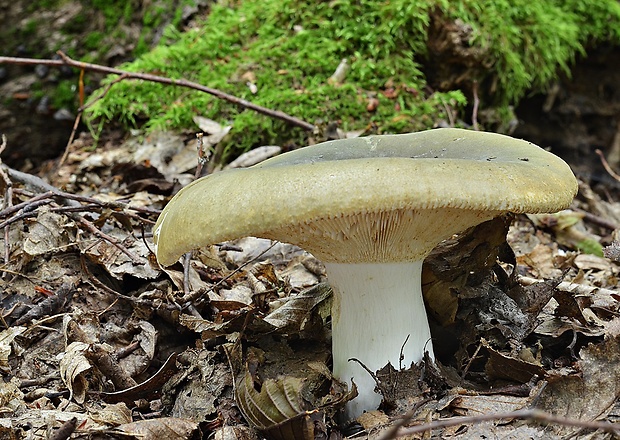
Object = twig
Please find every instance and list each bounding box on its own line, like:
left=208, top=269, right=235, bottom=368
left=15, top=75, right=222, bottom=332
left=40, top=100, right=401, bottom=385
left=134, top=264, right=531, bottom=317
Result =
left=2, top=168, right=160, bottom=218
left=460, top=341, right=483, bottom=380
left=0, top=190, right=54, bottom=219
left=574, top=207, right=620, bottom=231
left=4, top=167, right=80, bottom=207
left=0, top=52, right=316, bottom=132
left=595, top=149, right=620, bottom=182
left=72, top=214, right=141, bottom=263
left=376, top=397, right=433, bottom=440
left=0, top=135, right=13, bottom=271
left=472, top=80, right=480, bottom=131
left=394, top=408, right=620, bottom=437
left=194, top=133, right=207, bottom=180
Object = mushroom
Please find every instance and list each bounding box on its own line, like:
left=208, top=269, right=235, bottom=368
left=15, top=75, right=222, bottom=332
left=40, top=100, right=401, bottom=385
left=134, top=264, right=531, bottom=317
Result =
left=153, top=128, right=578, bottom=419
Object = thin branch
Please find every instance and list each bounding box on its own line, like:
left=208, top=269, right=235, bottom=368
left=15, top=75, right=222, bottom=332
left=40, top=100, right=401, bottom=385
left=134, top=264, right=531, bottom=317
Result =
left=595, top=149, right=620, bottom=182
left=472, top=80, right=480, bottom=131
left=394, top=408, right=620, bottom=437
left=0, top=52, right=316, bottom=132
left=0, top=135, right=13, bottom=272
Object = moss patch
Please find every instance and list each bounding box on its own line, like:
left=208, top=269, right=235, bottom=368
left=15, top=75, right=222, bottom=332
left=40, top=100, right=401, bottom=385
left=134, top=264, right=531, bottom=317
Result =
left=85, top=0, right=620, bottom=157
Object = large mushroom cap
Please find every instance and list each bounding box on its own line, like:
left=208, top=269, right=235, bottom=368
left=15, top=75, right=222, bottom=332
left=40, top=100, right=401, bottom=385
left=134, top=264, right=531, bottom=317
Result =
left=153, top=128, right=577, bottom=266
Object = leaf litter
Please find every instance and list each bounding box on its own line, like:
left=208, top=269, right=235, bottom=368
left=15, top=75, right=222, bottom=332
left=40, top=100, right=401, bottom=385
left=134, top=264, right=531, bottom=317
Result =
left=0, top=132, right=618, bottom=439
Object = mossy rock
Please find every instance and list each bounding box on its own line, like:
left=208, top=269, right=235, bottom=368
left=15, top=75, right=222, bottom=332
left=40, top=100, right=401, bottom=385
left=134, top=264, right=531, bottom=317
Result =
left=84, top=0, right=620, bottom=161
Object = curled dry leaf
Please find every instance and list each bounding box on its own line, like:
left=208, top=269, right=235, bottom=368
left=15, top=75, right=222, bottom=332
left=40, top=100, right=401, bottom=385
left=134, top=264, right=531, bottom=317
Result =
left=235, top=369, right=323, bottom=440
left=109, top=417, right=199, bottom=439
left=263, top=283, right=331, bottom=336
left=60, top=342, right=92, bottom=403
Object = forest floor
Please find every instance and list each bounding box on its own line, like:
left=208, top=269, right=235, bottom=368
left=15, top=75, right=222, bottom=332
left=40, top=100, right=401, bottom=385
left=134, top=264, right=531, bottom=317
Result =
left=1, top=2, right=620, bottom=439
left=0, top=121, right=618, bottom=439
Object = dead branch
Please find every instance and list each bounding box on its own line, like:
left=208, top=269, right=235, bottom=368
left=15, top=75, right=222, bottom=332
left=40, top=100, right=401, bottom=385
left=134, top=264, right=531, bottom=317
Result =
left=0, top=52, right=316, bottom=132
left=393, top=408, right=620, bottom=437
left=72, top=214, right=140, bottom=263
left=471, top=80, right=480, bottom=131
left=0, top=135, right=13, bottom=269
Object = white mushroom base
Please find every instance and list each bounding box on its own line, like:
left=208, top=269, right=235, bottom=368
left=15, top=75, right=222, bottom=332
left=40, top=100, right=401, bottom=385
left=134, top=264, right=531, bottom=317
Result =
left=324, top=261, right=433, bottom=420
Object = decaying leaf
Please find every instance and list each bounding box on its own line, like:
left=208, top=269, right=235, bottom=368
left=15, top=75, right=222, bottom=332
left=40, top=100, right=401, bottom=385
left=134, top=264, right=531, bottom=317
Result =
left=59, top=342, right=92, bottom=403
left=81, top=231, right=160, bottom=281
left=108, top=417, right=199, bottom=439
left=422, top=216, right=511, bottom=326
left=180, top=310, right=277, bottom=340
left=102, top=353, right=179, bottom=405
left=0, top=327, right=25, bottom=370
left=0, top=377, right=24, bottom=413
left=13, top=283, right=75, bottom=326
left=536, top=318, right=620, bottom=436
left=484, top=341, right=545, bottom=384
left=88, top=402, right=132, bottom=427
left=235, top=369, right=323, bottom=440
left=264, top=283, right=331, bottom=336
left=23, top=210, right=74, bottom=256
left=213, top=425, right=260, bottom=440
left=604, top=240, right=620, bottom=262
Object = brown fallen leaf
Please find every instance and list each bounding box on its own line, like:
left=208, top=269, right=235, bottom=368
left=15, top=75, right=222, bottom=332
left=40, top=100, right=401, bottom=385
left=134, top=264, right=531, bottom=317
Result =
left=107, top=417, right=199, bottom=439
left=536, top=318, right=620, bottom=436
left=235, top=369, right=324, bottom=440
left=101, top=352, right=179, bottom=404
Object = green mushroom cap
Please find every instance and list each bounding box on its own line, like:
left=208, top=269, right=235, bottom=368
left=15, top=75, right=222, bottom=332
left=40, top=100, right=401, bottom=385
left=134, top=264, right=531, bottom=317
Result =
left=153, top=128, right=578, bottom=266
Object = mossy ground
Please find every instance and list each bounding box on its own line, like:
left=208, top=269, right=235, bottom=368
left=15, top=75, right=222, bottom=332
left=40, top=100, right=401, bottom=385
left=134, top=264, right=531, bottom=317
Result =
left=84, top=0, right=620, bottom=160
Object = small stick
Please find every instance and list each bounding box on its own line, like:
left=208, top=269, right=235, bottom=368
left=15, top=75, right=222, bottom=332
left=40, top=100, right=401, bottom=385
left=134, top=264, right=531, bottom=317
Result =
left=595, top=149, right=620, bottom=182
left=72, top=214, right=141, bottom=263
left=472, top=80, right=480, bottom=131
left=0, top=52, right=316, bottom=132
left=0, top=135, right=13, bottom=272
left=394, top=408, right=620, bottom=437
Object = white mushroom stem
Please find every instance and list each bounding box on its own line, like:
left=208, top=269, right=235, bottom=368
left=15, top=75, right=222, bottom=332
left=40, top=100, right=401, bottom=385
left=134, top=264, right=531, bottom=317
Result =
left=324, top=261, right=434, bottom=420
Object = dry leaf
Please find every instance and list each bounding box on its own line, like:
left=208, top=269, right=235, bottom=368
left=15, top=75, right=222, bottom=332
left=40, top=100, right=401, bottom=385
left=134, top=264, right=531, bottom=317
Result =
left=88, top=402, right=132, bottom=426
left=264, top=284, right=331, bottom=335
left=536, top=318, right=620, bottom=436
left=225, top=146, right=281, bottom=169
left=0, top=327, right=25, bottom=370
left=235, top=369, right=322, bottom=440
left=109, top=417, right=198, bottom=439
left=59, top=342, right=92, bottom=403
left=23, top=210, right=73, bottom=256
left=213, top=425, right=260, bottom=440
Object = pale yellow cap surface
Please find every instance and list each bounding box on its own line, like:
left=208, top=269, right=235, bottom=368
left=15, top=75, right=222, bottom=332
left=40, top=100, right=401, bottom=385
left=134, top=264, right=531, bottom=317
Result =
left=153, top=128, right=578, bottom=265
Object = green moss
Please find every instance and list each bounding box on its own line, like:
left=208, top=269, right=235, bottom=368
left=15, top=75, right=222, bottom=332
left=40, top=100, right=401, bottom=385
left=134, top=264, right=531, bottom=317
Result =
left=84, top=0, right=620, bottom=156
left=52, top=80, right=78, bottom=109
left=443, top=0, right=620, bottom=105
